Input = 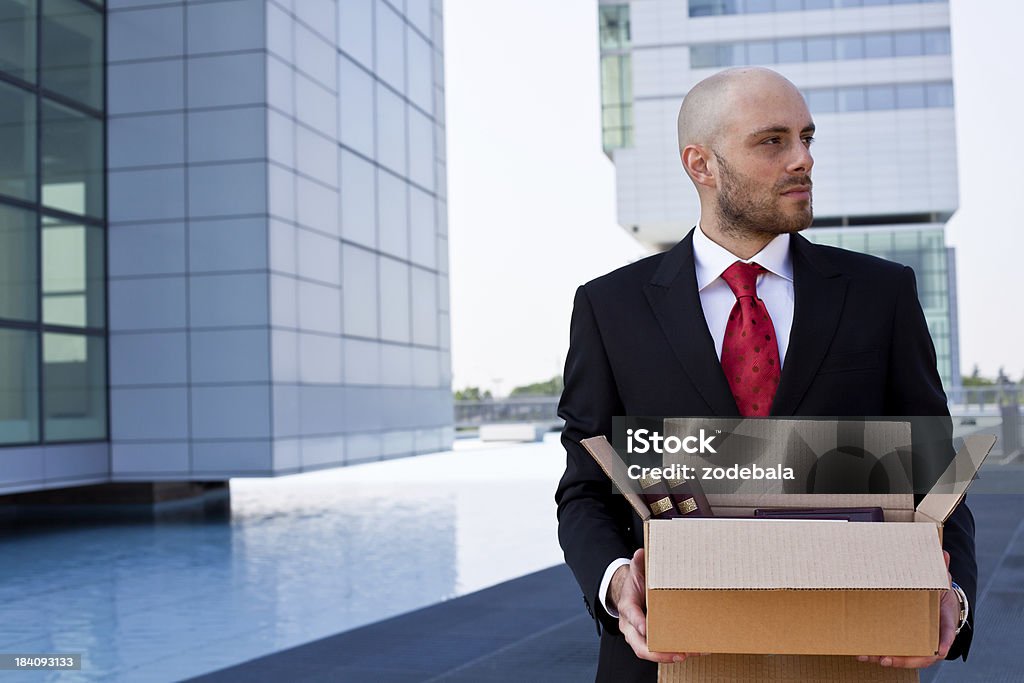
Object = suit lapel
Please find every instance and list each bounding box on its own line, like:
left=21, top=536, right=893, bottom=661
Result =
left=644, top=228, right=740, bottom=416
left=770, top=233, right=849, bottom=415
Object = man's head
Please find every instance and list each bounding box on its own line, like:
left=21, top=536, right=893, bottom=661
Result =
left=677, top=67, right=815, bottom=241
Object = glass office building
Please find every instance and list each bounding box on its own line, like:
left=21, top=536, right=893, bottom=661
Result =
left=0, top=0, right=106, bottom=448
left=597, top=0, right=961, bottom=392
left=1, top=0, right=453, bottom=496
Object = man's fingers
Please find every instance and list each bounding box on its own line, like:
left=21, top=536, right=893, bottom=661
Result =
left=855, top=655, right=942, bottom=669
left=618, top=599, right=647, bottom=638
left=934, top=584, right=959, bottom=659
left=619, top=616, right=678, bottom=664
left=631, top=549, right=646, bottom=591
left=885, top=656, right=942, bottom=669
left=937, top=627, right=956, bottom=659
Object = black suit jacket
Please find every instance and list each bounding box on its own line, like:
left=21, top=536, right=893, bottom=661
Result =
left=554, top=229, right=976, bottom=682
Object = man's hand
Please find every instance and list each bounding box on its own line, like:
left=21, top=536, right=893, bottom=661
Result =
left=608, top=548, right=708, bottom=664
left=855, top=551, right=960, bottom=669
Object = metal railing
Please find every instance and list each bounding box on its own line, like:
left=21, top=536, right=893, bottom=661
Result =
left=455, top=397, right=561, bottom=429
left=947, top=384, right=1020, bottom=413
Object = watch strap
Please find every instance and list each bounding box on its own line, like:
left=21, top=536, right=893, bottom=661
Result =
left=950, top=581, right=970, bottom=635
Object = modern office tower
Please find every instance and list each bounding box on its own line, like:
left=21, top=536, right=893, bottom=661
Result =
left=598, top=0, right=960, bottom=392
left=0, top=0, right=452, bottom=496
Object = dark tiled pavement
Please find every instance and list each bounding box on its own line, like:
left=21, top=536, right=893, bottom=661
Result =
left=189, top=490, right=1024, bottom=683
left=185, top=564, right=597, bottom=682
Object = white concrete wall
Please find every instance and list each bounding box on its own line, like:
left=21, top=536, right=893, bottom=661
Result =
left=95, top=0, right=452, bottom=485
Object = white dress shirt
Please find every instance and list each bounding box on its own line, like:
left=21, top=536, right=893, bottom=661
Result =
left=597, top=225, right=796, bottom=618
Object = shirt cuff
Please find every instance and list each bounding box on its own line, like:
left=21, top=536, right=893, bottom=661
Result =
left=598, top=558, right=633, bottom=619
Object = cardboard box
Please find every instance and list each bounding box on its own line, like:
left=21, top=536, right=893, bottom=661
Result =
left=658, top=654, right=919, bottom=682
left=581, top=423, right=993, bottom=667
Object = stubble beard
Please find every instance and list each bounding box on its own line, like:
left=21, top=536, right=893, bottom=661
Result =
left=713, top=151, right=813, bottom=239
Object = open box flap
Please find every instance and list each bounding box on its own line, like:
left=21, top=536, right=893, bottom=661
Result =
left=916, top=434, right=996, bottom=523
left=580, top=435, right=650, bottom=521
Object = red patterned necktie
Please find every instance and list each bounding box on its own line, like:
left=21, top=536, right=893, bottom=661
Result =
left=720, top=261, right=781, bottom=417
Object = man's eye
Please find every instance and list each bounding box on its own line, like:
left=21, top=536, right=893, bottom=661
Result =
left=763, top=137, right=781, bottom=145
left=803, top=136, right=816, bottom=146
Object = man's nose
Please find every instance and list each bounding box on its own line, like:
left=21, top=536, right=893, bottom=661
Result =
left=788, top=143, right=813, bottom=175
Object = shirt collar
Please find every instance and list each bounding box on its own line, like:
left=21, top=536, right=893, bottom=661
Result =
left=693, top=224, right=794, bottom=292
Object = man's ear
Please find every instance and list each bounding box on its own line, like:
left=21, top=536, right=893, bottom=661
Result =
left=681, top=144, right=716, bottom=190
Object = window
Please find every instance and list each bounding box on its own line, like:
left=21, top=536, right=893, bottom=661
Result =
left=926, top=82, right=954, bottom=108
left=602, top=106, right=621, bottom=130
left=896, top=83, right=926, bottom=109
left=776, top=38, right=804, bottom=63
left=41, top=100, right=104, bottom=219
left=806, top=89, right=837, bottom=113
left=892, top=235, right=919, bottom=257
left=0, top=203, right=37, bottom=322
left=747, top=41, right=775, bottom=64
left=866, top=84, right=896, bottom=110
left=893, top=31, right=923, bottom=57
left=0, top=328, right=39, bottom=444
left=838, top=86, right=866, bottom=112
left=43, top=332, right=106, bottom=441
left=601, top=53, right=633, bottom=151
left=923, top=30, right=951, bottom=55
left=836, top=35, right=864, bottom=59
left=864, top=33, right=893, bottom=58
left=599, top=6, right=633, bottom=152
left=0, top=0, right=36, bottom=83
left=797, top=83, right=952, bottom=112
left=717, top=44, right=745, bottom=66
left=601, top=55, right=623, bottom=105
left=599, top=5, right=630, bottom=50
left=690, top=44, right=719, bottom=68
left=688, top=0, right=742, bottom=16
left=41, top=0, right=103, bottom=109
left=686, top=0, right=949, bottom=15
left=805, top=37, right=835, bottom=61
left=0, top=81, right=36, bottom=202
left=686, top=31, right=947, bottom=69
left=688, top=0, right=719, bottom=16
left=42, top=217, right=104, bottom=329
left=746, top=0, right=774, bottom=13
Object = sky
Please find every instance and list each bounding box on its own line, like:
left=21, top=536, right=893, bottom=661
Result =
left=443, top=0, right=1024, bottom=395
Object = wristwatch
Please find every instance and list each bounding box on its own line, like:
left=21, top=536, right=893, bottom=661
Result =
left=950, top=581, right=970, bottom=635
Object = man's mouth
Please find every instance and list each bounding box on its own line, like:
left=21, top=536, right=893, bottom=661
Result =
left=781, top=185, right=812, bottom=199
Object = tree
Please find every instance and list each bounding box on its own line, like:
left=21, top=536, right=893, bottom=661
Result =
left=962, top=366, right=995, bottom=387
left=454, top=386, right=492, bottom=401
left=510, top=375, right=564, bottom=397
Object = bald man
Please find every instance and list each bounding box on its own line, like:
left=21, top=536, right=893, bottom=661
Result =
left=554, top=67, right=976, bottom=682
